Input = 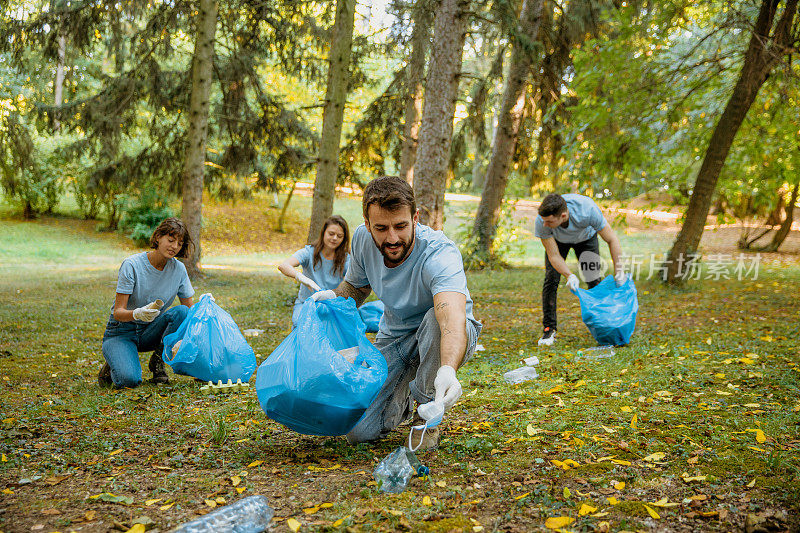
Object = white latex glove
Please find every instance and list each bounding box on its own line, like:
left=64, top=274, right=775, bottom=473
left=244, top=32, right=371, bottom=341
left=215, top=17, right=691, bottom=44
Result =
left=296, top=272, right=321, bottom=292
left=615, top=271, right=628, bottom=287
left=132, top=299, right=163, bottom=323
left=310, top=289, right=336, bottom=302
left=433, top=365, right=462, bottom=411
left=566, top=274, right=580, bottom=292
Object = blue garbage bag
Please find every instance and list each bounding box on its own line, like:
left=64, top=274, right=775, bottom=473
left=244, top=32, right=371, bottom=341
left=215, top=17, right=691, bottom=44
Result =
left=571, top=275, right=638, bottom=346
left=162, top=293, right=257, bottom=383
left=358, top=301, right=385, bottom=333
left=255, top=297, right=388, bottom=436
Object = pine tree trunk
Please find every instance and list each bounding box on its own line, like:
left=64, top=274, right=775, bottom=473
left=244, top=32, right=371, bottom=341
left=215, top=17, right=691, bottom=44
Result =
left=414, top=0, right=469, bottom=229
left=472, top=0, right=544, bottom=253
left=398, top=0, right=433, bottom=184
left=762, top=181, right=799, bottom=252
left=181, top=0, right=218, bottom=278
left=664, top=0, right=798, bottom=283
left=307, top=0, right=356, bottom=242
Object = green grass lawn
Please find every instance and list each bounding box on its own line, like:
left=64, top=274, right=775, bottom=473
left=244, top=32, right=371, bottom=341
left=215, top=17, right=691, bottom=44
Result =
left=1, top=208, right=799, bottom=532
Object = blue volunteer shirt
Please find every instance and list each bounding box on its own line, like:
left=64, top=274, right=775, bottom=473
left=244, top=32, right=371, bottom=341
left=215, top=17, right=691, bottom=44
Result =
left=111, top=252, right=194, bottom=323
left=293, top=245, right=351, bottom=305
left=534, top=193, right=607, bottom=243
left=345, top=223, right=478, bottom=337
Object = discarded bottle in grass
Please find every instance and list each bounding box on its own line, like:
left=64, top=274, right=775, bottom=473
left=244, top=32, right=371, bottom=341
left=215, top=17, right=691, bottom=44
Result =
left=576, top=345, right=615, bottom=360
left=173, top=495, right=274, bottom=533
left=521, top=355, right=539, bottom=367
left=503, top=366, right=539, bottom=384
left=373, top=446, right=429, bottom=493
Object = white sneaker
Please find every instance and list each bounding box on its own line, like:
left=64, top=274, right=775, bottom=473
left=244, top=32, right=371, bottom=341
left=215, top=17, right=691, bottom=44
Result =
left=538, top=327, right=556, bottom=346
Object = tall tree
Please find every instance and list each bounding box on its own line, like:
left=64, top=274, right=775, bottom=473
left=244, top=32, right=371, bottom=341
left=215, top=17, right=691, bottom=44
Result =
left=307, top=0, right=357, bottom=242
left=181, top=0, right=218, bottom=277
left=414, top=0, right=470, bottom=229
left=398, top=0, right=434, bottom=184
left=664, top=0, right=798, bottom=283
left=472, top=0, right=544, bottom=256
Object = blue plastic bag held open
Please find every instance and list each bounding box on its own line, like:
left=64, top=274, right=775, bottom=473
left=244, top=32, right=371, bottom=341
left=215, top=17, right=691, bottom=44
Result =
left=571, top=275, right=638, bottom=346
left=255, top=297, right=388, bottom=436
left=162, top=293, right=257, bottom=383
left=358, top=301, right=385, bottom=333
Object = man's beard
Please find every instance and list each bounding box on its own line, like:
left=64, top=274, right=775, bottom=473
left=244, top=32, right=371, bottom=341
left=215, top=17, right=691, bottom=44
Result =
left=376, top=230, right=415, bottom=266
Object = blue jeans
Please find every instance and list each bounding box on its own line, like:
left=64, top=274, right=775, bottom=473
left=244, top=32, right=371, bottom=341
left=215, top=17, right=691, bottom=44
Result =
left=101, top=306, right=189, bottom=388
left=346, top=308, right=481, bottom=443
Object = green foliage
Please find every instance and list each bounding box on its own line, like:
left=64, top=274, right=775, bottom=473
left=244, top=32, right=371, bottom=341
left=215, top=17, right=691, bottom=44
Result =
left=118, top=188, right=175, bottom=246
left=458, top=201, right=523, bottom=270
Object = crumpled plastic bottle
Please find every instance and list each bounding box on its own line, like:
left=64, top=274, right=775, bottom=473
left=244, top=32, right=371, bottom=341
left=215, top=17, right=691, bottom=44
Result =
left=373, top=446, right=429, bottom=493
left=172, top=495, right=274, bottom=533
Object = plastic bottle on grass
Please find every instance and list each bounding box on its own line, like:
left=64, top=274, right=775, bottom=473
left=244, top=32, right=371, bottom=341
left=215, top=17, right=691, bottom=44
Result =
left=173, top=495, right=274, bottom=533
left=373, top=446, right=429, bottom=493
left=503, top=366, right=539, bottom=384
left=576, top=346, right=615, bottom=360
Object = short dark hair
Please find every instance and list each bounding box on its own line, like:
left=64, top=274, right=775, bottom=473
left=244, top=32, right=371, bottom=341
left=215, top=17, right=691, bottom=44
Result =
left=362, top=176, right=417, bottom=220
left=150, top=217, right=192, bottom=258
left=538, top=193, right=567, bottom=217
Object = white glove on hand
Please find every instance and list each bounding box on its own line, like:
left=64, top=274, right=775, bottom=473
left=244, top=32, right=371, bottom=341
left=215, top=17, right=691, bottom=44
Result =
left=310, top=289, right=336, bottom=302
left=615, top=271, right=629, bottom=287
left=566, top=274, right=580, bottom=292
left=433, top=365, right=462, bottom=411
left=132, top=299, right=163, bottom=322
left=296, top=273, right=321, bottom=292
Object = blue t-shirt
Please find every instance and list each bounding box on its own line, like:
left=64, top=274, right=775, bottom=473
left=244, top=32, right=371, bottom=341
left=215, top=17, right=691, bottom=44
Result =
left=111, top=252, right=194, bottom=323
left=293, top=245, right=351, bottom=305
left=534, top=193, right=607, bottom=243
left=345, top=223, right=478, bottom=337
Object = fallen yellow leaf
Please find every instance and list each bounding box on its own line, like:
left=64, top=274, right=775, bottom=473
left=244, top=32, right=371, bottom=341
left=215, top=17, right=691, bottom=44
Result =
left=320, top=503, right=333, bottom=509
left=126, top=524, right=146, bottom=533
left=607, top=496, right=620, bottom=505
left=422, top=495, right=432, bottom=506
left=231, top=476, right=241, bottom=487
left=109, top=449, right=123, bottom=456
left=247, top=460, right=263, bottom=468
left=630, top=414, right=638, bottom=428
left=620, top=406, right=632, bottom=413
left=333, top=518, right=344, bottom=527
left=755, top=429, right=766, bottom=443
left=544, top=516, right=574, bottom=529
left=303, top=506, right=318, bottom=514
left=643, top=452, right=665, bottom=462
left=610, top=459, right=631, bottom=466
left=2, top=488, right=13, bottom=495
left=643, top=504, right=660, bottom=519
left=1, top=453, right=6, bottom=462
left=614, top=481, right=625, bottom=490
left=514, top=492, right=530, bottom=500
left=578, top=503, right=597, bottom=516
left=204, top=499, right=217, bottom=508
left=160, top=502, right=174, bottom=510
left=747, top=479, right=756, bottom=488
left=436, top=480, right=447, bottom=488
left=287, top=517, right=301, bottom=532
left=236, top=487, right=246, bottom=494
left=215, top=497, right=225, bottom=505
left=388, top=510, right=403, bottom=516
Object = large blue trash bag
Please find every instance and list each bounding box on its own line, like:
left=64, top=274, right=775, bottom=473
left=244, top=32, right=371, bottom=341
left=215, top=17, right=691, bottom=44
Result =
left=162, top=293, right=257, bottom=383
left=571, top=275, right=638, bottom=346
left=255, top=297, right=388, bottom=436
left=358, top=301, right=385, bottom=333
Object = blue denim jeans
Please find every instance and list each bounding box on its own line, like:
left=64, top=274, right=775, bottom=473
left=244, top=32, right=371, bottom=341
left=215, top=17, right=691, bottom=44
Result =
left=101, top=305, right=189, bottom=388
left=346, top=308, right=481, bottom=443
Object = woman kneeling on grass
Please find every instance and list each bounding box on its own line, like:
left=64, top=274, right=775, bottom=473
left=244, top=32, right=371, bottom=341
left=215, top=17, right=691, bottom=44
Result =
left=278, top=215, right=351, bottom=326
left=98, top=218, right=195, bottom=388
